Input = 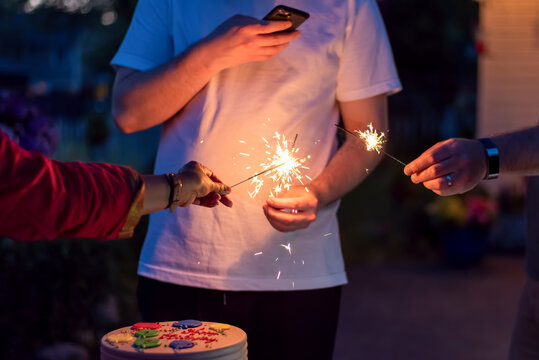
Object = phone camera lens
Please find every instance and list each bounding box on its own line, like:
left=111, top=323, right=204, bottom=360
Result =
left=277, top=9, right=291, bottom=18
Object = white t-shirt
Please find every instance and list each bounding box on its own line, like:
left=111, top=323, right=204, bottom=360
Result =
left=112, top=0, right=401, bottom=291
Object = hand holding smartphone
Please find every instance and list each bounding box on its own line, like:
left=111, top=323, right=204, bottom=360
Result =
left=263, top=5, right=309, bottom=32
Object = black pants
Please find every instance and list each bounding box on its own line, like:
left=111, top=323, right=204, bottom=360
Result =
left=137, top=276, right=342, bottom=360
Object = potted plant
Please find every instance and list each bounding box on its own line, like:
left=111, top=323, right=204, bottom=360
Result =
left=427, top=192, right=498, bottom=266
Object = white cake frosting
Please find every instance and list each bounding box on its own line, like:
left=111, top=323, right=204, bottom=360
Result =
left=100, top=321, right=247, bottom=360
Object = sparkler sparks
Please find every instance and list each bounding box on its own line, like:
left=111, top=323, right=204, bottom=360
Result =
left=336, top=124, right=406, bottom=166
left=232, top=132, right=310, bottom=198
left=280, top=243, right=292, bottom=255
left=355, top=123, right=386, bottom=154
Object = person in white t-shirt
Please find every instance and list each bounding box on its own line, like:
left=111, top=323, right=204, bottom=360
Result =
left=111, top=1, right=401, bottom=358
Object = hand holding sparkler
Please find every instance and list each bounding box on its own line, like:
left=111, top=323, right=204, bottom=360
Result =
left=263, top=185, right=319, bottom=232
left=404, top=138, right=487, bottom=196
left=336, top=124, right=406, bottom=166
left=177, top=161, right=234, bottom=208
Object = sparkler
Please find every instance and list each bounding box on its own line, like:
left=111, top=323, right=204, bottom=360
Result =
left=232, top=133, right=309, bottom=198
left=230, top=162, right=284, bottom=188
left=336, top=124, right=406, bottom=166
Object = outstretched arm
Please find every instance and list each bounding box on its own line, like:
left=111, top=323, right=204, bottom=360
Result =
left=0, top=132, right=231, bottom=241
left=404, top=126, right=539, bottom=196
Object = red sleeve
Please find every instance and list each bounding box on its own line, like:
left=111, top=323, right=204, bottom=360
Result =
left=0, top=130, right=142, bottom=241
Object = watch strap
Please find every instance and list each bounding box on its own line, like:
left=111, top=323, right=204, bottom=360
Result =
left=478, top=138, right=499, bottom=180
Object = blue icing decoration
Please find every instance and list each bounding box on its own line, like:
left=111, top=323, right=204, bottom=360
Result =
left=170, top=340, right=195, bottom=350
left=172, top=319, right=202, bottom=329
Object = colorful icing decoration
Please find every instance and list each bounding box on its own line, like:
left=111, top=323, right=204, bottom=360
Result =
left=209, top=323, right=231, bottom=332
left=131, top=322, right=162, bottom=331
left=135, top=329, right=159, bottom=338
left=133, top=338, right=161, bottom=349
left=172, top=319, right=203, bottom=329
left=169, top=340, right=195, bottom=350
left=107, top=333, right=135, bottom=344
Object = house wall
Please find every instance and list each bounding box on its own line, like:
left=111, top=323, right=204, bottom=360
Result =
left=477, top=0, right=539, bottom=193
left=477, top=0, right=539, bottom=137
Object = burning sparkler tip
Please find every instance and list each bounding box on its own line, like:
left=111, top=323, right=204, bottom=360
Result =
left=238, top=132, right=310, bottom=198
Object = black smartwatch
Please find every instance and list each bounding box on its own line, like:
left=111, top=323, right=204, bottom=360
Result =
left=478, top=138, right=499, bottom=180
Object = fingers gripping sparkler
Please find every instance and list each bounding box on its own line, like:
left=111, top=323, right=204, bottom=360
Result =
left=336, top=124, right=406, bottom=166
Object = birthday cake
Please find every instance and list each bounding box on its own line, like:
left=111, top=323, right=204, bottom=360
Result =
left=100, top=320, right=247, bottom=360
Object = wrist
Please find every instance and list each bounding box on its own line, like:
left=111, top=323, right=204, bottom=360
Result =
left=164, top=173, right=183, bottom=212
left=307, top=181, right=325, bottom=212
left=188, top=39, right=223, bottom=75
left=140, top=174, right=170, bottom=215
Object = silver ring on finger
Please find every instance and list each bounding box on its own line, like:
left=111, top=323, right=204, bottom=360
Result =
left=445, top=174, right=453, bottom=187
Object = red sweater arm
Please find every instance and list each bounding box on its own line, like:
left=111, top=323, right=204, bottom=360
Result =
left=0, top=131, right=141, bottom=241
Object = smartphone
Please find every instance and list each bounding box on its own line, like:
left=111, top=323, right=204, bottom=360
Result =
left=263, top=5, right=310, bottom=32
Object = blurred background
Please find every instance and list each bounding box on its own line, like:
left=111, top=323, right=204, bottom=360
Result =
left=0, top=0, right=537, bottom=359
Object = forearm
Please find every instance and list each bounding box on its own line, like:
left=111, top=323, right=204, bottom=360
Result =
left=311, top=140, right=381, bottom=209
left=140, top=175, right=170, bottom=215
left=112, top=43, right=220, bottom=133
left=112, top=16, right=301, bottom=134
left=0, top=133, right=139, bottom=241
left=311, top=94, right=388, bottom=209
left=491, top=126, right=539, bottom=176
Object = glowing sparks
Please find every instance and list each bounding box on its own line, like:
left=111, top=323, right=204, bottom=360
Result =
left=280, top=243, right=292, bottom=255
left=249, top=178, right=265, bottom=199
left=354, top=123, right=386, bottom=154
left=235, top=133, right=313, bottom=284
left=336, top=123, right=407, bottom=166
left=248, top=132, right=310, bottom=198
